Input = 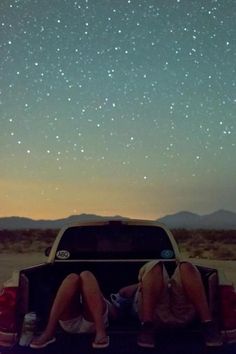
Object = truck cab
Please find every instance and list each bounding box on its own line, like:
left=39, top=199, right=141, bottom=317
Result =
left=0, top=219, right=236, bottom=353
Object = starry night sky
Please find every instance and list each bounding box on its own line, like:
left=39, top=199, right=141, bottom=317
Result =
left=0, top=0, right=235, bottom=220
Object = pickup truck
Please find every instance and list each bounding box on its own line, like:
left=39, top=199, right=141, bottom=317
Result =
left=0, top=219, right=236, bottom=353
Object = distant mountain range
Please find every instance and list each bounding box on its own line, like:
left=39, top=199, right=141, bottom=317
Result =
left=0, top=214, right=128, bottom=230
left=158, top=210, right=236, bottom=229
left=0, top=210, right=236, bottom=230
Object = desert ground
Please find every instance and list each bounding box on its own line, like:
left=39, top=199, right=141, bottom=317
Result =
left=0, top=252, right=46, bottom=286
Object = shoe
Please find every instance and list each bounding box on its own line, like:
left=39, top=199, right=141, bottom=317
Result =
left=92, top=335, right=110, bottom=349
left=110, top=293, right=132, bottom=317
left=29, top=336, right=56, bottom=349
left=202, top=321, right=223, bottom=347
left=110, top=293, right=132, bottom=309
left=137, top=322, right=155, bottom=348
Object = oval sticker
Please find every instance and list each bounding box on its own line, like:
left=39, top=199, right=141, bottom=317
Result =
left=161, top=249, right=174, bottom=259
left=56, top=250, right=70, bottom=259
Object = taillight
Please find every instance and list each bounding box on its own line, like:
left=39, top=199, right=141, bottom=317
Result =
left=220, top=285, right=236, bottom=330
left=0, top=286, right=18, bottom=332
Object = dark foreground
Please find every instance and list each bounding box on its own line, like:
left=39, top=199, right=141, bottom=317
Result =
left=1, top=330, right=236, bottom=354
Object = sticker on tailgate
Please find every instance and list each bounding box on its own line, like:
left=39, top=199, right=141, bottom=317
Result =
left=161, top=249, right=174, bottom=259
left=56, top=250, right=70, bottom=259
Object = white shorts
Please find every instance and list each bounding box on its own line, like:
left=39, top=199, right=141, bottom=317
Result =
left=133, top=261, right=196, bottom=327
left=59, top=300, right=109, bottom=333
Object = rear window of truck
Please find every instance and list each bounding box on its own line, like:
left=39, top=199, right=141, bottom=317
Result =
left=56, top=224, right=175, bottom=260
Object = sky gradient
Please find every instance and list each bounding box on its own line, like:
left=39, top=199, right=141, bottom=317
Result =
left=0, top=0, right=235, bottom=220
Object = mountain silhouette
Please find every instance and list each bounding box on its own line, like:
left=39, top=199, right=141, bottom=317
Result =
left=157, top=209, right=236, bottom=229
left=0, top=210, right=236, bottom=229
left=0, top=214, right=128, bottom=230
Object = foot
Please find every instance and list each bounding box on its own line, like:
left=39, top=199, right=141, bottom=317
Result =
left=30, top=333, right=56, bottom=349
left=137, top=321, right=155, bottom=348
left=202, top=321, right=223, bottom=347
left=92, top=335, right=110, bottom=349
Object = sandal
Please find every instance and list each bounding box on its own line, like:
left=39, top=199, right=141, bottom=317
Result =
left=92, top=335, right=110, bottom=349
left=30, top=336, right=56, bottom=349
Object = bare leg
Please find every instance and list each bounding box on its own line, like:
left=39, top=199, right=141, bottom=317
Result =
left=119, top=283, right=139, bottom=298
left=179, top=262, right=211, bottom=321
left=138, top=262, right=164, bottom=323
left=31, top=273, right=82, bottom=346
left=79, top=271, right=107, bottom=342
left=179, top=262, right=223, bottom=346
left=136, top=263, right=165, bottom=348
left=30, top=271, right=108, bottom=347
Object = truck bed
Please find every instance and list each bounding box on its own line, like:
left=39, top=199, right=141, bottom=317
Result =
left=17, top=260, right=218, bottom=328
left=1, top=260, right=230, bottom=354
left=1, top=265, right=236, bottom=353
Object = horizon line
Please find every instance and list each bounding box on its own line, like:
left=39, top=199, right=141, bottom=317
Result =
left=0, top=208, right=235, bottom=221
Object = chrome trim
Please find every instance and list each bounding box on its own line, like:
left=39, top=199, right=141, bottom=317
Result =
left=54, top=258, right=177, bottom=263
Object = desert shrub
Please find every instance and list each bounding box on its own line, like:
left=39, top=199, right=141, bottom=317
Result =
left=213, top=246, right=236, bottom=260
left=188, top=248, right=203, bottom=258
left=171, top=229, right=236, bottom=260
left=0, top=229, right=58, bottom=252
left=171, top=229, right=190, bottom=242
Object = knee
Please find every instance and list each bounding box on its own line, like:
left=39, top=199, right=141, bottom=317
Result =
left=80, top=270, right=95, bottom=282
left=142, top=262, right=163, bottom=283
left=149, top=262, right=163, bottom=276
left=63, top=273, right=80, bottom=285
left=179, top=262, right=200, bottom=277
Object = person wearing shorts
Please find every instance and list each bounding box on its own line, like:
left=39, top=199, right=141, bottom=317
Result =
left=112, top=260, right=222, bottom=348
left=30, top=271, right=114, bottom=349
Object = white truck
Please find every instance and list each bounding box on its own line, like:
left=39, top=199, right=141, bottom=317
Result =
left=0, top=219, right=236, bottom=353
